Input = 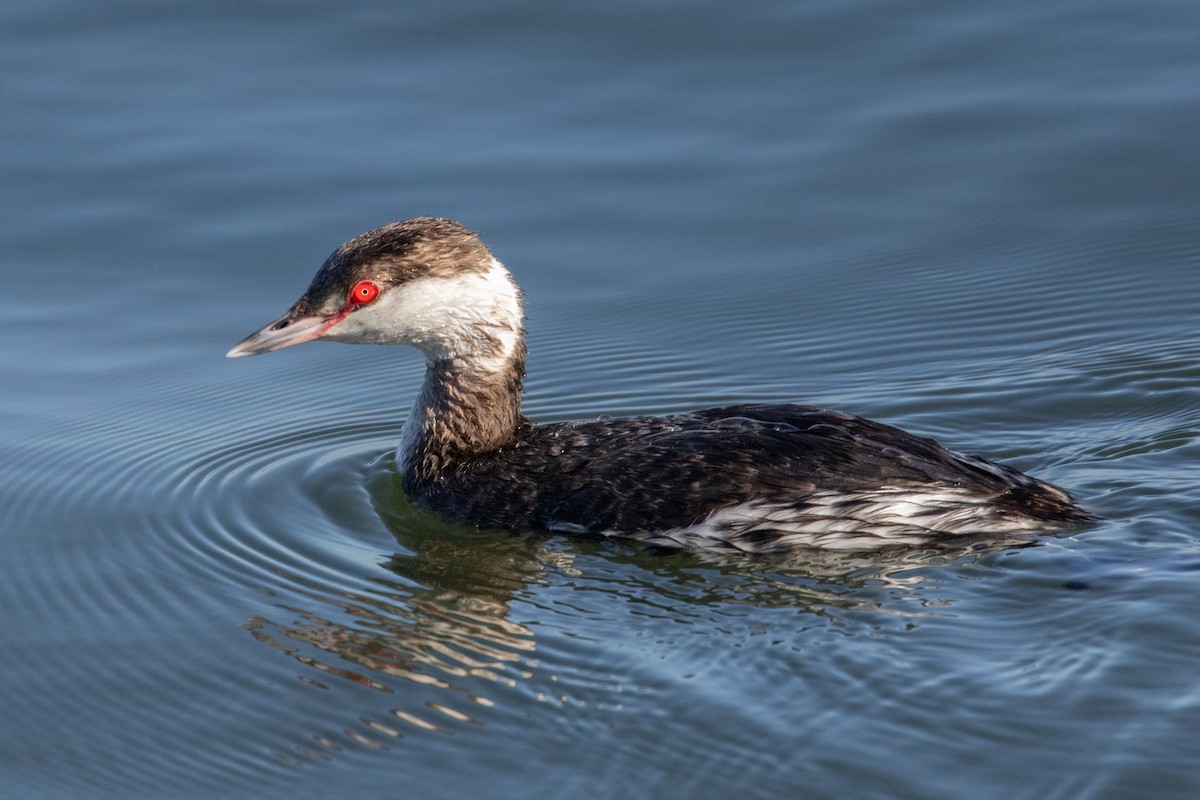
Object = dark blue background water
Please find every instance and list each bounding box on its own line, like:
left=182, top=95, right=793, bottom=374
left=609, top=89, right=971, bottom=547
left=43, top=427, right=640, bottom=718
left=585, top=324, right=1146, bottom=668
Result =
left=3, top=1, right=1199, bottom=798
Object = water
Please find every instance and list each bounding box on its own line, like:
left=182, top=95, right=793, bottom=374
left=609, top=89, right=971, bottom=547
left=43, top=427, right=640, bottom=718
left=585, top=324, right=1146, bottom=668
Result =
left=3, top=1, right=1199, bottom=798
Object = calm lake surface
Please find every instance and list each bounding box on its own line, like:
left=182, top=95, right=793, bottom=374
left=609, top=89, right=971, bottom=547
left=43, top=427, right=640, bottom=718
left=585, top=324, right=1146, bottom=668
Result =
left=3, top=1, right=1199, bottom=798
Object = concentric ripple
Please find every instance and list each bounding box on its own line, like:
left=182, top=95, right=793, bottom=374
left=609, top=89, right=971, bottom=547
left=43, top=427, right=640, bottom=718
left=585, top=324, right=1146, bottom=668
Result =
left=158, top=417, right=555, bottom=756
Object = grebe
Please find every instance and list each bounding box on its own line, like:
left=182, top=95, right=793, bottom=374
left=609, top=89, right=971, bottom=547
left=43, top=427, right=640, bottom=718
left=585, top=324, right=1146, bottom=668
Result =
left=228, top=217, right=1091, bottom=552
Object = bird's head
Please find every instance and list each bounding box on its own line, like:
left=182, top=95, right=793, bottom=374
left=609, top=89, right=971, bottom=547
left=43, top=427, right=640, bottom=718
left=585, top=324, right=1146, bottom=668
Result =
left=227, top=217, right=524, bottom=365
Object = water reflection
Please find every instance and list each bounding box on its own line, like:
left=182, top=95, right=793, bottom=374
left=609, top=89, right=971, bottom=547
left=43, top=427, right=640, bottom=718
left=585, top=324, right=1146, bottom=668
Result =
left=243, top=557, right=539, bottom=743
left=245, top=455, right=1046, bottom=753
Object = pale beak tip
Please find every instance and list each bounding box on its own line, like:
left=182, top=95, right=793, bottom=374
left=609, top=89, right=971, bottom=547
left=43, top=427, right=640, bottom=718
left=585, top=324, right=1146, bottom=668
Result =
left=225, top=311, right=332, bottom=360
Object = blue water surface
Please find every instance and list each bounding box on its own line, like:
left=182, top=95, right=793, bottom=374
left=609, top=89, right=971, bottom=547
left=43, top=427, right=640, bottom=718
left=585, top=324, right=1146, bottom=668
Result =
left=2, top=1, right=1199, bottom=798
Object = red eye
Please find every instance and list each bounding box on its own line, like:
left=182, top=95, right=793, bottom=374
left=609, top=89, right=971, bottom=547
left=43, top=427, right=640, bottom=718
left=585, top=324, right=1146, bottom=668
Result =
left=349, top=280, right=379, bottom=305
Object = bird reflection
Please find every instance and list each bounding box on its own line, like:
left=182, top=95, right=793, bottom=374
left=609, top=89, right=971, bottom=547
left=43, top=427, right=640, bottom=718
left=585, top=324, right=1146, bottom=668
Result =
left=244, top=465, right=1041, bottom=761
left=244, top=511, right=546, bottom=703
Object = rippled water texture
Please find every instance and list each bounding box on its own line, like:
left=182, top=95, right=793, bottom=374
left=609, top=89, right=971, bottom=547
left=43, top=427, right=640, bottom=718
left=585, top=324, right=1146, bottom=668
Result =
left=3, top=1, right=1200, bottom=798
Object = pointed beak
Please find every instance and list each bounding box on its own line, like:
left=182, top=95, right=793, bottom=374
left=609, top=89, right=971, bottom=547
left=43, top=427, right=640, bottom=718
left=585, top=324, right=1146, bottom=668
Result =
left=226, top=308, right=345, bottom=358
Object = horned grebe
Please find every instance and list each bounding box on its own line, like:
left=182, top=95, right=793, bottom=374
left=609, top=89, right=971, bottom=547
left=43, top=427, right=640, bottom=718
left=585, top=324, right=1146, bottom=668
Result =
left=228, top=217, right=1091, bottom=552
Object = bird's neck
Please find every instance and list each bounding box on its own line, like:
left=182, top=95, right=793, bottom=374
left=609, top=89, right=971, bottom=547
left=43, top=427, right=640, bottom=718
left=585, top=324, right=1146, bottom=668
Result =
left=397, top=343, right=529, bottom=479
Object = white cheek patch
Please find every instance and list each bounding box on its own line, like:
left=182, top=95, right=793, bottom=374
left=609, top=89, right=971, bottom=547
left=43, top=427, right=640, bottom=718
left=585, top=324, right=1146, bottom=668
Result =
left=326, top=257, right=523, bottom=367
